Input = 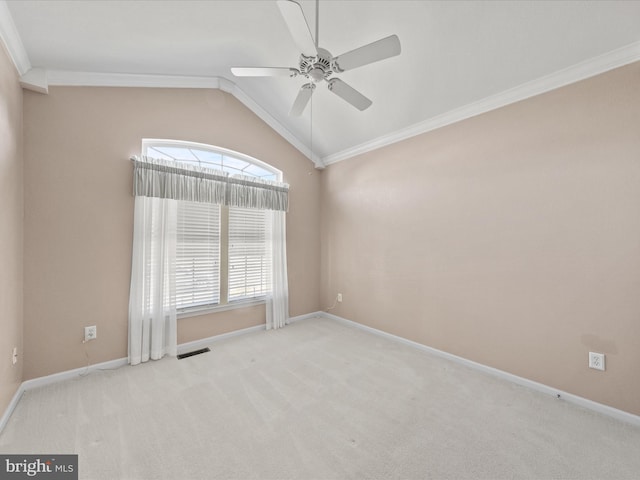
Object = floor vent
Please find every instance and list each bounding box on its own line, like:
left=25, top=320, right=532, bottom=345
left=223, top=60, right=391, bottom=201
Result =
left=177, top=347, right=211, bottom=359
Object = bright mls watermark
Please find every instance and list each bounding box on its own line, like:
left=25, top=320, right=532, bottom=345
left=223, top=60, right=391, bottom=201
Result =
left=0, top=455, right=77, bottom=479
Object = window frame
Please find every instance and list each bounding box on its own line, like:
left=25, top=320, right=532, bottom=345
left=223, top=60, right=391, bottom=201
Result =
left=142, top=139, right=282, bottom=318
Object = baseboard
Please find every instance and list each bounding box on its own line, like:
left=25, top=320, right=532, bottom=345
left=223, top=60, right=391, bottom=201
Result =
left=288, top=311, right=324, bottom=324
left=21, top=357, right=130, bottom=392
left=320, top=311, right=640, bottom=427
left=177, top=312, right=321, bottom=355
left=177, top=324, right=266, bottom=354
left=0, top=384, right=25, bottom=434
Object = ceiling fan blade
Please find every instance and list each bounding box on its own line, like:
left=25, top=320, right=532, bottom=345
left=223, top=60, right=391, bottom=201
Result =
left=277, top=0, right=318, bottom=57
left=333, top=34, right=401, bottom=72
left=327, top=79, right=372, bottom=111
left=290, top=83, right=315, bottom=116
left=231, top=67, right=298, bottom=77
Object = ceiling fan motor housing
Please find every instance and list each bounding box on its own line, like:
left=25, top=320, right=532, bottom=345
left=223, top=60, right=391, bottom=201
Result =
left=299, top=47, right=333, bottom=82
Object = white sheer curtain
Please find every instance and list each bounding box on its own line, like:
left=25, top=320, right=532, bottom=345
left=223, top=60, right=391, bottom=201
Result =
left=129, top=155, right=291, bottom=353
left=266, top=209, right=289, bottom=330
left=128, top=196, right=178, bottom=365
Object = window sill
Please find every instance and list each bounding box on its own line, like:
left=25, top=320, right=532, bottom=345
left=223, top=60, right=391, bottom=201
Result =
left=177, top=298, right=266, bottom=319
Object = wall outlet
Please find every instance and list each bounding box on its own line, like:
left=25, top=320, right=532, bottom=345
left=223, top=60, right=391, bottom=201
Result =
left=12, top=347, right=17, bottom=365
left=589, top=352, right=605, bottom=371
left=84, top=325, right=97, bottom=342
left=337, top=293, right=343, bottom=302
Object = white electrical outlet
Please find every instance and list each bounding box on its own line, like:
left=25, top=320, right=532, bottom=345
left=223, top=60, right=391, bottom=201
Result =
left=589, top=352, right=605, bottom=371
left=337, top=293, right=343, bottom=302
left=12, top=347, right=18, bottom=365
left=84, top=325, right=97, bottom=342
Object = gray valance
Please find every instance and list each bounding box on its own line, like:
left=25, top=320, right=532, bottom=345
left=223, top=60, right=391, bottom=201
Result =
left=131, top=156, right=289, bottom=212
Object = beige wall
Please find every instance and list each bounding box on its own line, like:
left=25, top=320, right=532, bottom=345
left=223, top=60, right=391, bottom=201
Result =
left=23, top=86, right=320, bottom=379
left=0, top=43, right=23, bottom=415
left=320, top=62, right=640, bottom=416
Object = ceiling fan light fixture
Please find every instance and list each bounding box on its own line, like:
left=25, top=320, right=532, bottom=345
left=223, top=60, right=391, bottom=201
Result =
left=309, top=67, right=325, bottom=82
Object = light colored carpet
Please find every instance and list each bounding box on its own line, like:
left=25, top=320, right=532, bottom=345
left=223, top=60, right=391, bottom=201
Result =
left=1, top=317, right=639, bottom=479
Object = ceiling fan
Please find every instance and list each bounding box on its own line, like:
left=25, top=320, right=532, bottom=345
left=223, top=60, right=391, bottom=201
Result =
left=231, top=0, right=401, bottom=116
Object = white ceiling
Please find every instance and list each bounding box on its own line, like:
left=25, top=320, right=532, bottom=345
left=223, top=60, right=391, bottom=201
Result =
left=3, top=0, right=640, bottom=167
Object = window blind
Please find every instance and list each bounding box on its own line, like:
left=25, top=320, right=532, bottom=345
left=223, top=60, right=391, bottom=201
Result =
left=228, top=207, right=270, bottom=301
left=176, top=201, right=221, bottom=309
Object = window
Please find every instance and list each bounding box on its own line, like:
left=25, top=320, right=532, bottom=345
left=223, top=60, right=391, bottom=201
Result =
left=142, top=140, right=281, bottom=314
left=145, top=140, right=277, bottom=180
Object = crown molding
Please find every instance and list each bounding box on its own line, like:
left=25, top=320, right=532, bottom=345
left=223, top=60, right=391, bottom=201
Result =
left=46, top=70, right=223, bottom=89
left=215, top=76, right=325, bottom=169
left=19, top=66, right=47, bottom=93
left=20, top=69, right=324, bottom=169
left=0, top=0, right=30, bottom=75
left=322, top=40, right=640, bottom=166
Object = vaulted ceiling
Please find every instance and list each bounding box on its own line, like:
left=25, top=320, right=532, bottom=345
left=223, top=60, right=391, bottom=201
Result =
left=2, top=0, right=640, bottom=168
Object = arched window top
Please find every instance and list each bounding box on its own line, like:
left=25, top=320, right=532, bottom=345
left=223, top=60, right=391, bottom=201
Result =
left=142, top=139, right=281, bottom=182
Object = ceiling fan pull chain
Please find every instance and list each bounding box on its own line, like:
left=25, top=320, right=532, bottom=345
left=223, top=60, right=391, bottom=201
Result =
left=315, top=0, right=319, bottom=48
left=310, top=91, right=314, bottom=161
